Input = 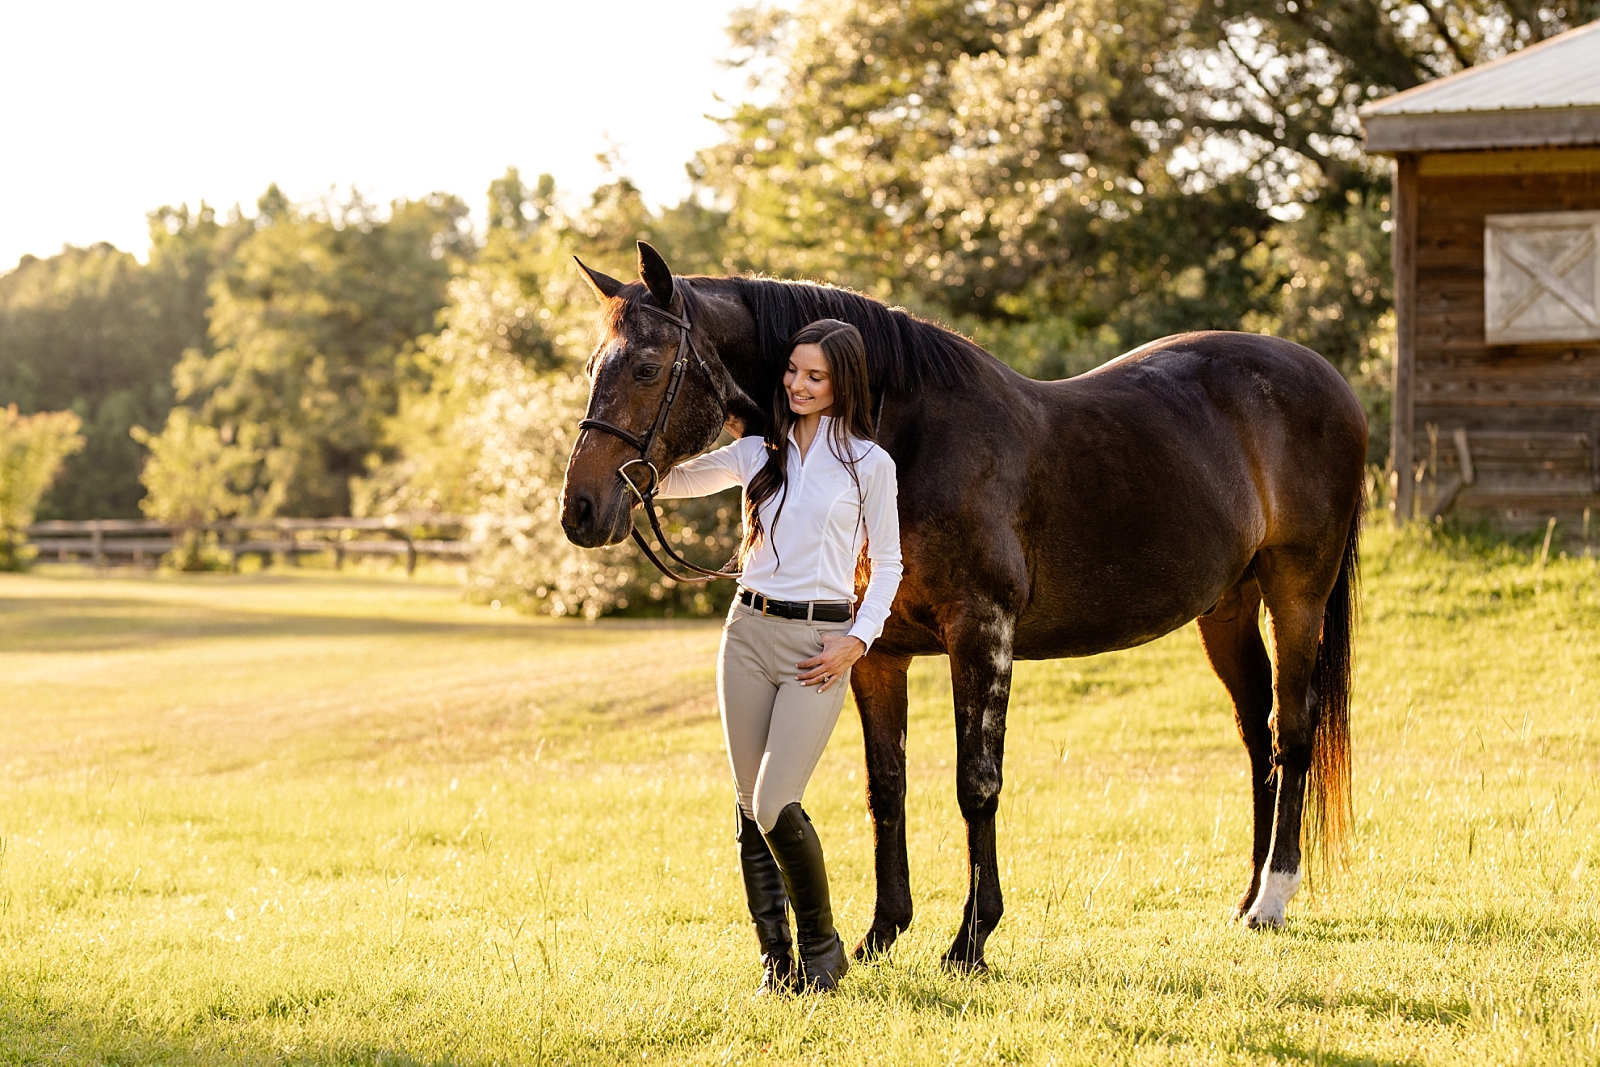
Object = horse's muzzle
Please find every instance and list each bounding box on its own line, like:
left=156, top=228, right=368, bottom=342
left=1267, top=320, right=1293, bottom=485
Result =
left=560, top=483, right=632, bottom=548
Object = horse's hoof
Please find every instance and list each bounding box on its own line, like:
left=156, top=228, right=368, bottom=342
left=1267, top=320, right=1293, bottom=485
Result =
left=940, top=952, right=989, bottom=975
left=852, top=925, right=899, bottom=961
left=1241, top=869, right=1300, bottom=930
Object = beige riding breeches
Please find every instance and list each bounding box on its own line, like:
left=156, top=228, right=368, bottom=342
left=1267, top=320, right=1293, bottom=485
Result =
left=718, top=601, right=854, bottom=832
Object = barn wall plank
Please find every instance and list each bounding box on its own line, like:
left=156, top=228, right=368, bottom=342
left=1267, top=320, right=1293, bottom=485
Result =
left=1393, top=155, right=1419, bottom=521
left=1413, top=344, right=1600, bottom=367
left=1417, top=148, right=1600, bottom=176
left=1413, top=409, right=1600, bottom=438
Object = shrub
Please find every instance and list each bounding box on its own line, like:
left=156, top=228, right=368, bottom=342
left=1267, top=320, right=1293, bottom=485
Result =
left=0, top=406, right=86, bottom=570
left=130, top=408, right=258, bottom=570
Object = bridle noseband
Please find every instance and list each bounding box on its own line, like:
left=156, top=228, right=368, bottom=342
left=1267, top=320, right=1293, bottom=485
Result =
left=577, top=301, right=742, bottom=583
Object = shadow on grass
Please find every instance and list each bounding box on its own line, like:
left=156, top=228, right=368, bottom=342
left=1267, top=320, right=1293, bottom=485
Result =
left=1246, top=1035, right=1419, bottom=1067
left=3, top=992, right=261, bottom=1066
left=1100, top=1017, right=1418, bottom=1066
left=843, top=958, right=985, bottom=1016
left=0, top=989, right=476, bottom=1067
left=865, top=950, right=1482, bottom=1031
left=1289, top=910, right=1599, bottom=951
left=0, top=595, right=718, bottom=654
left=845, top=962, right=1441, bottom=1064
left=1274, top=985, right=1472, bottom=1028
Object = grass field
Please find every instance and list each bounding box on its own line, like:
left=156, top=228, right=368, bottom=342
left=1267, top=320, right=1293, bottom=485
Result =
left=3, top=527, right=1600, bottom=1065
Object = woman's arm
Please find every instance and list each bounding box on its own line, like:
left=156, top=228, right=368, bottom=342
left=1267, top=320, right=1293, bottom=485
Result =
left=654, top=438, right=759, bottom=499
left=847, top=455, right=903, bottom=650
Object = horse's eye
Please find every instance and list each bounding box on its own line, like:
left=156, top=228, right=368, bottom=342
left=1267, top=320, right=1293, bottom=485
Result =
left=636, top=364, right=662, bottom=382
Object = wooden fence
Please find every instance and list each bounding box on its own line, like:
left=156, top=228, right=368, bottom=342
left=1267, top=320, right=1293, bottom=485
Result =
left=23, top=517, right=474, bottom=574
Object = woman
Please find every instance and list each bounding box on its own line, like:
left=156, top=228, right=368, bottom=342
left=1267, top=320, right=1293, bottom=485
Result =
left=656, top=318, right=902, bottom=994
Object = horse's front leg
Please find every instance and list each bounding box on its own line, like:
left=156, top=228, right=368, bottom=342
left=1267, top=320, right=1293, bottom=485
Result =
left=943, top=609, right=1015, bottom=971
left=849, top=649, right=914, bottom=959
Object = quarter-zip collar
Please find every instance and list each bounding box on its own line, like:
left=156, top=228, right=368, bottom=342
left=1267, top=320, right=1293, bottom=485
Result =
left=790, top=414, right=832, bottom=465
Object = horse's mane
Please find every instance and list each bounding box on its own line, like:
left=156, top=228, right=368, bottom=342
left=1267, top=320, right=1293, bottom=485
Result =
left=729, top=277, right=991, bottom=396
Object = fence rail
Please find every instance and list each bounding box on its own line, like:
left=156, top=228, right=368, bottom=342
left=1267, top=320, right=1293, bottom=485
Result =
left=23, top=517, right=475, bottom=574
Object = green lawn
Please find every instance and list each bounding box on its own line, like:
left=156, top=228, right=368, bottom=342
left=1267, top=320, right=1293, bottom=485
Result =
left=2, top=528, right=1599, bottom=1065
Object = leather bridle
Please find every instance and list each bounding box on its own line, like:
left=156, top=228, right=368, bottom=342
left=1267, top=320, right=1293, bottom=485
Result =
left=577, top=301, right=743, bottom=583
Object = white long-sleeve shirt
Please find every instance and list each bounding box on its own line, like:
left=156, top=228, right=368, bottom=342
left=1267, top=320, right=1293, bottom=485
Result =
left=657, top=417, right=903, bottom=649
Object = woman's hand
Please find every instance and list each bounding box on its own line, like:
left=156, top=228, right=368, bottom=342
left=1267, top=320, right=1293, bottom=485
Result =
left=797, top=634, right=867, bottom=692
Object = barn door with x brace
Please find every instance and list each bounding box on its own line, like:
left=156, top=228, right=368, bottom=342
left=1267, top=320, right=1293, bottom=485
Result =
left=1485, top=210, right=1600, bottom=345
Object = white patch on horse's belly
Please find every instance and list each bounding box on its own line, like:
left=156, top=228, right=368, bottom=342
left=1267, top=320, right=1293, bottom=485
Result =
left=1242, top=868, right=1302, bottom=929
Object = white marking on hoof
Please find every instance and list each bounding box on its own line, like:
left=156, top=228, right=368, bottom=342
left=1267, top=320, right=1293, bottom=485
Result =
left=1242, top=868, right=1301, bottom=929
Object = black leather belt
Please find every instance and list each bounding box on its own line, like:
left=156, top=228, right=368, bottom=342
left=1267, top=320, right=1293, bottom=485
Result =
left=738, top=589, right=853, bottom=623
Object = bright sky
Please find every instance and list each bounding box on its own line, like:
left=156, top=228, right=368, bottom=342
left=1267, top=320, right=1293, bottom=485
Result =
left=0, top=0, right=755, bottom=270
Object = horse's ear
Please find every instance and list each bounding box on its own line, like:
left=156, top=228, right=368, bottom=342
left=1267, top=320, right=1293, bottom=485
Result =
left=637, top=241, right=675, bottom=307
left=574, top=257, right=625, bottom=302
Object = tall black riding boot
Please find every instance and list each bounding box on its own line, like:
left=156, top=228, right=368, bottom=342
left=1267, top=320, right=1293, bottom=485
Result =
left=736, top=808, right=795, bottom=995
left=762, top=803, right=849, bottom=992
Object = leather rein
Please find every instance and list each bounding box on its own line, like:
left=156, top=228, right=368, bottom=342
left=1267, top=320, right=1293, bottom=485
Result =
left=577, top=302, right=743, bottom=584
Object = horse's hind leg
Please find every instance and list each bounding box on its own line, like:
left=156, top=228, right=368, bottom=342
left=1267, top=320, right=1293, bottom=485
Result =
left=850, top=650, right=914, bottom=959
left=1244, top=547, right=1337, bottom=929
left=1195, top=574, right=1275, bottom=920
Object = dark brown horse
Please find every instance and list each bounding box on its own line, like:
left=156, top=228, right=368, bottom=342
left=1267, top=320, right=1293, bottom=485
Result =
left=561, top=242, right=1366, bottom=970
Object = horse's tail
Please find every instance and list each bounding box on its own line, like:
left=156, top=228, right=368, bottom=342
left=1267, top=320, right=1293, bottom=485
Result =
left=1307, top=480, right=1362, bottom=877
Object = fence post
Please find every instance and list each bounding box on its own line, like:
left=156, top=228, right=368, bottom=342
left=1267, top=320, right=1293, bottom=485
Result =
left=91, top=521, right=105, bottom=570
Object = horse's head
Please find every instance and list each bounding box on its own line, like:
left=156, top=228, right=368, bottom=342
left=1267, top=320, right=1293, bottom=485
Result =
left=560, top=242, right=733, bottom=548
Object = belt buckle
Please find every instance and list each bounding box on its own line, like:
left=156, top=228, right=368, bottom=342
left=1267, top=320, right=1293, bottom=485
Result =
left=759, top=595, right=772, bottom=617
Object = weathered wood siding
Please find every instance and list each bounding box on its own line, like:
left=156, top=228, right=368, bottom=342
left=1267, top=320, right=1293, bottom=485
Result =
left=1406, top=152, right=1600, bottom=532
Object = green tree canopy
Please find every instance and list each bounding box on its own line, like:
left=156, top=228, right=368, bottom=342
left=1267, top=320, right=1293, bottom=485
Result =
left=162, top=186, right=472, bottom=517
left=0, top=204, right=234, bottom=518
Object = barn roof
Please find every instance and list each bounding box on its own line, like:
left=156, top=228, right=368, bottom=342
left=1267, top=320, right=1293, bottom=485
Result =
left=1362, top=20, right=1600, bottom=153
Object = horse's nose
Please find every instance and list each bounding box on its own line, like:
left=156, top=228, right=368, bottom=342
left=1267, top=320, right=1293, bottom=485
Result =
left=561, top=489, right=598, bottom=545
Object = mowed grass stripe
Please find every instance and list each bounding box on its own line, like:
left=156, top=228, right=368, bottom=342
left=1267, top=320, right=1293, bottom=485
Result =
left=2, top=528, right=1599, bottom=1065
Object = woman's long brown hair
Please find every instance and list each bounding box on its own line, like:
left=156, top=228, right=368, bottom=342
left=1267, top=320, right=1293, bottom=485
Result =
left=740, top=319, right=876, bottom=568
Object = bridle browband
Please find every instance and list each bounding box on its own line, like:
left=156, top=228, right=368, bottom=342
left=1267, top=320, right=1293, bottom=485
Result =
left=577, top=300, right=743, bottom=584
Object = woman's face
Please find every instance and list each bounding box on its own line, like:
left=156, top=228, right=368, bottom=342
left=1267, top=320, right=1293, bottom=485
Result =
left=784, top=343, right=834, bottom=418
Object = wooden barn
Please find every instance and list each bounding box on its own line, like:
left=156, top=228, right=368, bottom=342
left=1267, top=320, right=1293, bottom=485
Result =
left=1362, top=22, right=1600, bottom=532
